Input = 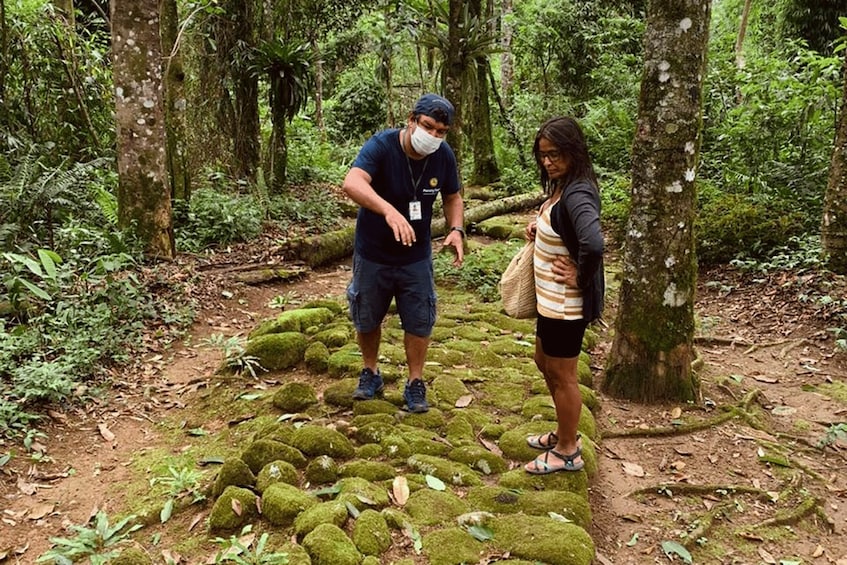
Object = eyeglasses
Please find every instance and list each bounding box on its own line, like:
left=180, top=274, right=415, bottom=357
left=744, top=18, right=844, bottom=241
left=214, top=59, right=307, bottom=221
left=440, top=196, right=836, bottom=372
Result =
left=538, top=150, right=563, bottom=163
left=416, top=117, right=450, bottom=137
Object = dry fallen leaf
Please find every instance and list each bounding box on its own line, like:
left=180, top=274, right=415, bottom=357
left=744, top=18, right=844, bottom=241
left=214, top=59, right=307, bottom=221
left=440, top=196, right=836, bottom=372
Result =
left=392, top=476, right=410, bottom=506
left=670, top=407, right=682, bottom=419
left=27, top=503, right=54, bottom=520
left=98, top=423, right=115, bottom=442
left=454, top=394, right=474, bottom=408
left=751, top=374, right=778, bottom=384
left=622, top=461, right=645, bottom=477
left=16, top=478, right=36, bottom=496
left=231, top=498, right=242, bottom=516
left=812, top=545, right=824, bottom=558
left=188, top=512, right=205, bottom=532
left=757, top=547, right=776, bottom=564
left=478, top=437, right=503, bottom=457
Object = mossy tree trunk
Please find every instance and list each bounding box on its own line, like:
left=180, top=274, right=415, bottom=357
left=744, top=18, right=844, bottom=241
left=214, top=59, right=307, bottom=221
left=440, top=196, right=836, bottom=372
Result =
left=821, top=49, right=847, bottom=274
left=604, top=0, right=711, bottom=402
left=161, top=0, right=190, bottom=201
left=229, top=0, right=260, bottom=183
left=443, top=0, right=465, bottom=170
left=111, top=0, right=174, bottom=259
left=469, top=0, right=499, bottom=186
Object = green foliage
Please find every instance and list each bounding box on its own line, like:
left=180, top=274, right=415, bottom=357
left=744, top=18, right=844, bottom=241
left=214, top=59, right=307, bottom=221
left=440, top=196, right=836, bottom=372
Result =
left=0, top=150, right=113, bottom=252
left=325, top=71, right=387, bottom=140
left=434, top=240, right=525, bottom=302
left=2, top=3, right=113, bottom=157
left=174, top=188, right=264, bottom=252
left=696, top=186, right=810, bottom=265
left=266, top=186, right=347, bottom=236
left=816, top=423, right=847, bottom=448
left=252, top=39, right=313, bottom=124
left=36, top=511, right=142, bottom=564
left=284, top=117, right=351, bottom=185
left=202, top=334, right=265, bottom=378
left=213, top=525, right=289, bottom=564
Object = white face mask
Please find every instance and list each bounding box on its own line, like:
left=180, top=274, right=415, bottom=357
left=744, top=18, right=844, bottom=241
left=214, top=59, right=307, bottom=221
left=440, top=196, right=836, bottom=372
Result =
left=410, top=125, right=443, bottom=156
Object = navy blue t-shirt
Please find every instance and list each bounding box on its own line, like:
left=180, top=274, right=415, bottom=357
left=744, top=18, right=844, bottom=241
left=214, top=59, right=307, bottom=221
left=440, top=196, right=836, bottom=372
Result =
left=351, top=128, right=460, bottom=266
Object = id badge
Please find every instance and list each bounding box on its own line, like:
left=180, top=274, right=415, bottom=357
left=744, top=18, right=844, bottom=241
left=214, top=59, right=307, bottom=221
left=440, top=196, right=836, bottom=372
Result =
left=409, top=200, right=422, bottom=221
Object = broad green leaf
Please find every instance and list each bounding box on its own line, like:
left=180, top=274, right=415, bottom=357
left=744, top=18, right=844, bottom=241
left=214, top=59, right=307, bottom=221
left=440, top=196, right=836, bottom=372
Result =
left=466, top=524, right=494, bottom=541
left=160, top=498, right=174, bottom=523
left=345, top=501, right=361, bottom=518
left=19, top=278, right=51, bottom=300
left=661, top=541, right=693, bottom=564
left=0, top=453, right=10, bottom=466
left=425, top=474, right=446, bottom=491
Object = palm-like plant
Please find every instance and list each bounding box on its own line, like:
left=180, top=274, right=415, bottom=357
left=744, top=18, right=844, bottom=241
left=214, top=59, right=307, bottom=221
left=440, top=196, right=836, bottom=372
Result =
left=252, top=40, right=313, bottom=191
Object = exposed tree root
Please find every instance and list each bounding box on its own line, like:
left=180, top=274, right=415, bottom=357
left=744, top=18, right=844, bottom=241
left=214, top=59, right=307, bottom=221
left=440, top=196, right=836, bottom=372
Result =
left=744, top=495, right=822, bottom=531
left=682, top=500, right=735, bottom=549
left=602, top=390, right=761, bottom=439
left=628, top=482, right=774, bottom=502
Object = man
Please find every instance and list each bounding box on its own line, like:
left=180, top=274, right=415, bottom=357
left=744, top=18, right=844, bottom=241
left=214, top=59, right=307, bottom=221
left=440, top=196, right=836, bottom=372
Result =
left=343, top=93, right=465, bottom=413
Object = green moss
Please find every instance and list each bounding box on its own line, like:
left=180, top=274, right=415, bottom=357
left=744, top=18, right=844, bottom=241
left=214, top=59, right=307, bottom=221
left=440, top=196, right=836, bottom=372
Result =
left=277, top=542, right=312, bottom=565
left=430, top=375, right=470, bottom=406
left=304, top=341, right=330, bottom=373
left=819, top=379, right=847, bottom=403
left=427, top=346, right=469, bottom=367
left=577, top=360, right=593, bottom=387
left=209, top=486, right=259, bottom=532
left=352, top=421, right=395, bottom=444
left=466, top=486, right=591, bottom=528
left=291, top=425, right=355, bottom=459
left=301, top=299, right=344, bottom=315
left=241, top=439, right=307, bottom=472
left=404, top=488, right=471, bottom=526
left=352, top=509, right=392, bottom=556
left=447, top=445, right=508, bottom=475
left=355, top=443, right=383, bottom=459
left=479, top=381, right=527, bottom=413
left=380, top=434, right=412, bottom=460
left=304, top=455, right=338, bottom=484
left=110, top=547, right=153, bottom=565
left=361, top=557, right=379, bottom=565
left=339, top=460, right=396, bottom=482
left=336, top=477, right=391, bottom=510
left=480, top=423, right=506, bottom=439
left=327, top=345, right=364, bottom=379
left=407, top=454, right=482, bottom=486
left=324, top=379, right=357, bottom=408
left=244, top=332, right=308, bottom=370
left=352, top=399, right=399, bottom=416
left=498, top=418, right=597, bottom=463
left=256, top=460, right=299, bottom=492
left=583, top=328, right=599, bottom=350
left=312, top=324, right=351, bottom=348
left=490, top=514, right=594, bottom=565
left=422, top=527, right=485, bottom=564
left=294, top=500, right=349, bottom=537
left=397, top=408, right=446, bottom=431
left=380, top=507, right=412, bottom=530
left=249, top=307, right=335, bottom=338
left=261, top=482, right=318, bottom=526
left=350, top=413, right=395, bottom=427
left=399, top=428, right=452, bottom=456
left=272, top=382, right=319, bottom=413
left=212, top=457, right=256, bottom=498
left=251, top=421, right=297, bottom=445
left=498, top=468, right=589, bottom=499
left=445, top=416, right=475, bottom=446
left=302, top=523, right=363, bottom=565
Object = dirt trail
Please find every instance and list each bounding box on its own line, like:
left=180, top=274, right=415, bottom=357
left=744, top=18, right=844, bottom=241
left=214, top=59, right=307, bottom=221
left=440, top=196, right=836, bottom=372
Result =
left=1, top=255, right=846, bottom=565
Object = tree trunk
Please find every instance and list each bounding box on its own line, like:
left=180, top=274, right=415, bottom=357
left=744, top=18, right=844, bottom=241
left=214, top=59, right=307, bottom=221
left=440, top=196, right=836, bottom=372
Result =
left=604, top=0, right=711, bottom=402
left=443, top=0, right=464, bottom=169
left=499, top=0, right=513, bottom=105
left=822, top=49, right=847, bottom=274
left=734, top=0, right=751, bottom=69
left=161, top=0, right=190, bottom=201
left=112, top=0, right=174, bottom=259
left=227, top=0, right=259, bottom=182
left=469, top=0, right=499, bottom=186
left=53, top=0, right=75, bottom=26
left=313, top=38, right=325, bottom=133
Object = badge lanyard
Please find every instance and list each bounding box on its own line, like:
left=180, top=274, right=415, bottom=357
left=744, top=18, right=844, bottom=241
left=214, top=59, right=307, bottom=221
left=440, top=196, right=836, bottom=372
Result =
left=404, top=129, right=428, bottom=221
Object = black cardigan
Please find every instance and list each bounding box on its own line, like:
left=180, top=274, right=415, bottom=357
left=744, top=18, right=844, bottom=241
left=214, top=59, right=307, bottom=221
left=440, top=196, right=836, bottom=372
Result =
left=550, top=179, right=605, bottom=322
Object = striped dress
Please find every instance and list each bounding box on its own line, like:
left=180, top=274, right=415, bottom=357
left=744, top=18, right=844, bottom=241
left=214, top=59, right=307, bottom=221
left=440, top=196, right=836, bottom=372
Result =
left=534, top=197, right=584, bottom=320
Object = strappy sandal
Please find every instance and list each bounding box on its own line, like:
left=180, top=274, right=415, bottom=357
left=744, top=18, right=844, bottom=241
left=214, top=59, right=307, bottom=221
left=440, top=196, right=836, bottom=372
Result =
left=524, top=448, right=584, bottom=474
left=526, top=431, right=582, bottom=450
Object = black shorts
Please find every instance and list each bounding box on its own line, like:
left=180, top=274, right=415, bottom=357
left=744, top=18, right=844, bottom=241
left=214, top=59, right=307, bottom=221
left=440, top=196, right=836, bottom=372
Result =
left=536, top=315, right=589, bottom=358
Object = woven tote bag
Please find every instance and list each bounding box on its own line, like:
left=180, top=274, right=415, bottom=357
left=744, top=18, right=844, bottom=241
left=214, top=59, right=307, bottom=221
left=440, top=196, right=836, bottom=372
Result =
left=499, top=241, right=537, bottom=318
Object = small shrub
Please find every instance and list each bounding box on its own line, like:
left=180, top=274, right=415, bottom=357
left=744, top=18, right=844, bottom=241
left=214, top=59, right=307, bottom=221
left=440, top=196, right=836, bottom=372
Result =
left=174, top=188, right=263, bottom=252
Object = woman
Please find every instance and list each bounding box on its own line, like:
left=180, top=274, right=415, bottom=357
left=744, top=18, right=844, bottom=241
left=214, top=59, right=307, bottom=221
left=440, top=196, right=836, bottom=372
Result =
left=524, top=117, right=605, bottom=474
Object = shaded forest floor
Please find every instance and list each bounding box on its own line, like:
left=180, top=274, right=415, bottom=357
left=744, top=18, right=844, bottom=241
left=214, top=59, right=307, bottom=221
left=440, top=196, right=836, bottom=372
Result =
left=1, top=230, right=846, bottom=565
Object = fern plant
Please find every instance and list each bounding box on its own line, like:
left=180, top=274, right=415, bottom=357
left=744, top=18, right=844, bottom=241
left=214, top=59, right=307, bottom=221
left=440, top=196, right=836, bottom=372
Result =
left=36, top=511, right=142, bottom=564
left=0, top=150, right=111, bottom=251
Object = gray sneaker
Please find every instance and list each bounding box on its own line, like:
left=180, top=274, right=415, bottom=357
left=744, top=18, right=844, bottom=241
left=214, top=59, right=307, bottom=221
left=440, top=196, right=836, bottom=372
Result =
left=352, top=368, right=384, bottom=400
left=403, top=379, right=429, bottom=413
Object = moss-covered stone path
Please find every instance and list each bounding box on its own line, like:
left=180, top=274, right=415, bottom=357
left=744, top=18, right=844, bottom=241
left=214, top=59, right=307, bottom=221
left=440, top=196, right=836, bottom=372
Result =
left=193, top=286, right=602, bottom=565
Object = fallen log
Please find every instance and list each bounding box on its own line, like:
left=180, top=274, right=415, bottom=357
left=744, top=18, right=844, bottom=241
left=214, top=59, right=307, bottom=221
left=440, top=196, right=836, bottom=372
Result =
left=285, top=192, right=545, bottom=267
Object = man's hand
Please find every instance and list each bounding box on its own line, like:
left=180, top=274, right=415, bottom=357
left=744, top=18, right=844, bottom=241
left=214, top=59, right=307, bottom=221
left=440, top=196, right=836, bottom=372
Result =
left=442, top=230, right=464, bottom=267
left=385, top=209, right=416, bottom=247
left=525, top=220, right=537, bottom=241
left=551, top=255, right=578, bottom=287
